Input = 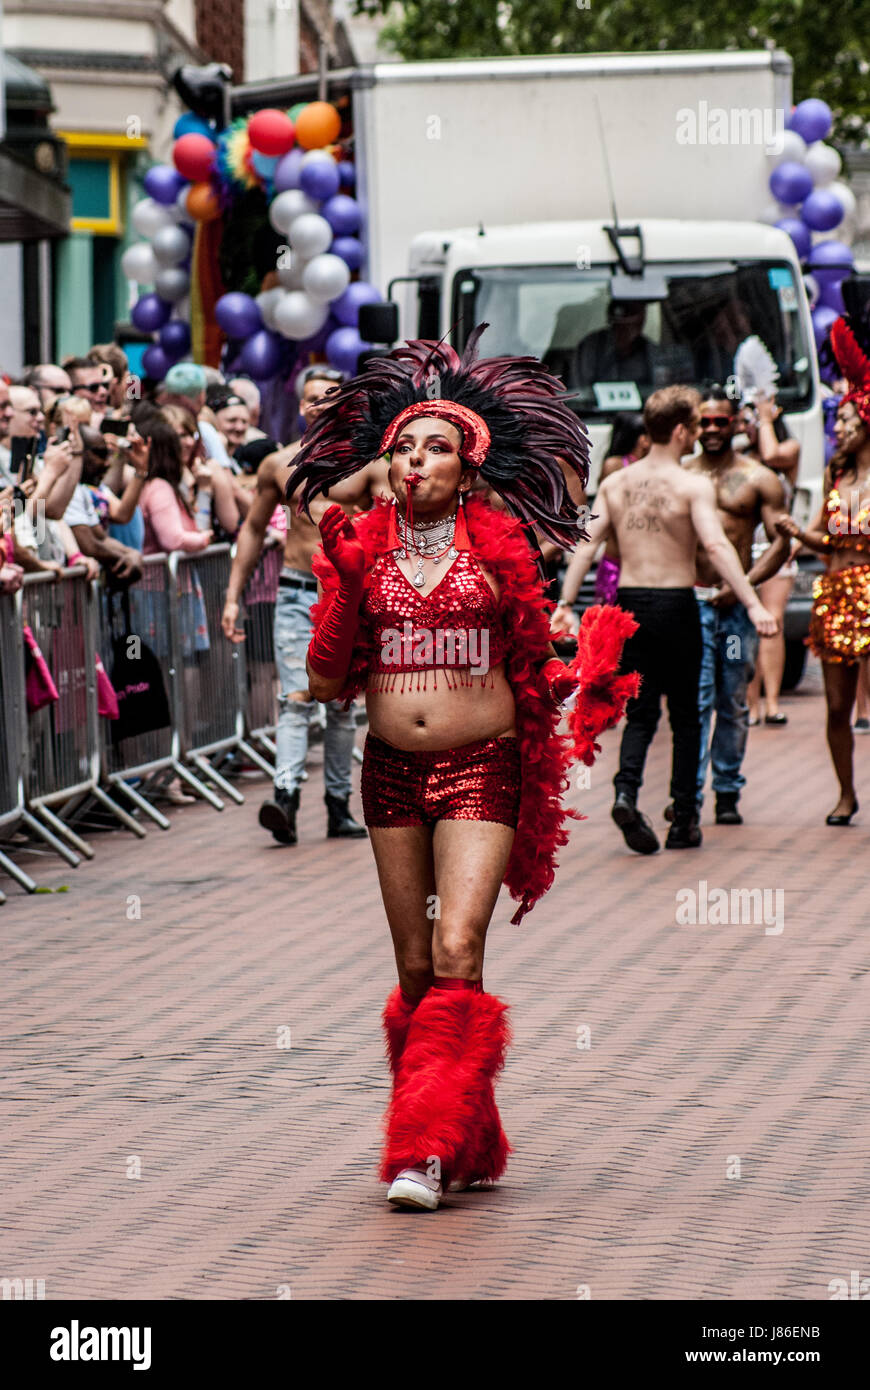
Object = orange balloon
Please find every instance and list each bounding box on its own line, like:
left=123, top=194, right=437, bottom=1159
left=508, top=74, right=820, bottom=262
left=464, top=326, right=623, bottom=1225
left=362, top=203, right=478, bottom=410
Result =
left=294, top=101, right=341, bottom=150
left=186, top=182, right=220, bottom=222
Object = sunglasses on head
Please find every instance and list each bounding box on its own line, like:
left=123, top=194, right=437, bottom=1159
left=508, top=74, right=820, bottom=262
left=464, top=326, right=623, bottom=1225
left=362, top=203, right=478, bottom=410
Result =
left=700, top=415, right=733, bottom=429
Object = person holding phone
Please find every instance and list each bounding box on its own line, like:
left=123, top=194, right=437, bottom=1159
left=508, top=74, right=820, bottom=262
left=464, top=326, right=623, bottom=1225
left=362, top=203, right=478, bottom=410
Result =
left=62, top=427, right=142, bottom=581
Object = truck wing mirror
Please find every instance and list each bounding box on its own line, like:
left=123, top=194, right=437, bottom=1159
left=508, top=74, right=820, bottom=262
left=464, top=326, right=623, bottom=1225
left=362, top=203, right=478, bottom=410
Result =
left=359, top=301, right=399, bottom=344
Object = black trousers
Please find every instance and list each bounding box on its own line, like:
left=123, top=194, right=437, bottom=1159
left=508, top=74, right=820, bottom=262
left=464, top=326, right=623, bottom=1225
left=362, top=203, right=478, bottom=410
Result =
left=613, top=587, right=703, bottom=822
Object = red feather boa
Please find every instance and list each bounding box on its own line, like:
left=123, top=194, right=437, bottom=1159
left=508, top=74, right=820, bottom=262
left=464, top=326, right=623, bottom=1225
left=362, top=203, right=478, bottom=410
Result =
left=311, top=495, right=637, bottom=923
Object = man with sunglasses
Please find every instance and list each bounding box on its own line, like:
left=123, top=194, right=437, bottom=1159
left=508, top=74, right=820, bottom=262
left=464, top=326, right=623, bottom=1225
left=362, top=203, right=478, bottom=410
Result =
left=222, top=366, right=389, bottom=846
left=683, top=388, right=790, bottom=825
left=65, top=357, right=110, bottom=421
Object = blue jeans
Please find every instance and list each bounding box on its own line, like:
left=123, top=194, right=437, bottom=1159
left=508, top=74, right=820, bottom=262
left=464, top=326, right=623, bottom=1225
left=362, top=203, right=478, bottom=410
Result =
left=273, top=583, right=356, bottom=798
left=696, top=597, right=759, bottom=803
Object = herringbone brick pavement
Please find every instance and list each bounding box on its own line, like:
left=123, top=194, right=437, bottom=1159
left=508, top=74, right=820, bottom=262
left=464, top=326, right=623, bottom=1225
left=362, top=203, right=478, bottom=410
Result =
left=2, top=659, right=868, bottom=1299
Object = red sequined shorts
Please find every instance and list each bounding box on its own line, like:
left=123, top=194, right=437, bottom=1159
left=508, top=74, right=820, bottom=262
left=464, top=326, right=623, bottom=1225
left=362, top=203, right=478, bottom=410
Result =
left=361, top=732, right=521, bottom=828
left=808, top=564, right=870, bottom=664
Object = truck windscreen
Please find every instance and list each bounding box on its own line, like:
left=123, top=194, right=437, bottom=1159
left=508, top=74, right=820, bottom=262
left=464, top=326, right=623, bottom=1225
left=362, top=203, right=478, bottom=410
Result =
left=452, top=262, right=813, bottom=418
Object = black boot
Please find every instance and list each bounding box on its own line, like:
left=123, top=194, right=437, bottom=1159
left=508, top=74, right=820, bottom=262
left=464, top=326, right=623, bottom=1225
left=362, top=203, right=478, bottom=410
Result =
left=611, top=792, right=660, bottom=855
left=715, top=793, right=743, bottom=825
left=259, top=787, right=299, bottom=844
left=665, top=815, right=702, bottom=849
left=325, top=793, right=368, bottom=839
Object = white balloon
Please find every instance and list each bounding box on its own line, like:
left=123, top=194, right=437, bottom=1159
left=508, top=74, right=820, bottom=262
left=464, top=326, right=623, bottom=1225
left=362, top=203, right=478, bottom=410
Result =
left=273, top=290, right=330, bottom=340
left=804, top=141, right=841, bottom=187
left=121, top=241, right=159, bottom=285
left=287, top=212, right=333, bottom=259
left=829, top=179, right=857, bottom=219
left=269, top=189, right=318, bottom=235
left=803, top=274, right=820, bottom=308
left=300, top=148, right=337, bottom=169
left=131, top=197, right=175, bottom=240
left=276, top=257, right=308, bottom=289
left=256, top=287, right=287, bottom=331
left=303, top=252, right=351, bottom=303
left=154, top=266, right=190, bottom=302
left=772, top=130, right=807, bottom=165
left=175, top=183, right=193, bottom=220
left=152, top=224, right=190, bottom=266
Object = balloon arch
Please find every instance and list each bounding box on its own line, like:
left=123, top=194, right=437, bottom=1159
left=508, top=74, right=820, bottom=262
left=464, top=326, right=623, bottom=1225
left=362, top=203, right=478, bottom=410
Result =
left=123, top=98, right=381, bottom=388
left=760, top=98, right=858, bottom=360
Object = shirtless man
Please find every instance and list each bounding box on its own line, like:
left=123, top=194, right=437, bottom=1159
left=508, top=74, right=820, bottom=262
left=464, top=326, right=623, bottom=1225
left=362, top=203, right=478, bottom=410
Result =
left=552, top=386, right=777, bottom=854
left=222, top=367, right=390, bottom=845
left=683, top=388, right=789, bottom=824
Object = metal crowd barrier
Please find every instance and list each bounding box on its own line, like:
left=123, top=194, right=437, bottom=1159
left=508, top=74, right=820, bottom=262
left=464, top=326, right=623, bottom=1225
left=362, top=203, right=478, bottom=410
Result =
left=0, top=568, right=147, bottom=890
left=174, top=545, right=273, bottom=803
left=1, top=544, right=285, bottom=896
left=97, top=552, right=214, bottom=822
left=240, top=544, right=281, bottom=760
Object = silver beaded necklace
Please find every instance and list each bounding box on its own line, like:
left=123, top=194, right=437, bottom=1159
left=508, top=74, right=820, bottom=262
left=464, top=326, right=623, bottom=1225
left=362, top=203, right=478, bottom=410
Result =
left=397, top=509, right=458, bottom=586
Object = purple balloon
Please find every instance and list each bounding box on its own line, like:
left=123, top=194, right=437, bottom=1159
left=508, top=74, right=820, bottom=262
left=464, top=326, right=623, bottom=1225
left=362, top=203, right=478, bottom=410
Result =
left=240, top=329, right=284, bottom=380
left=144, top=164, right=187, bottom=206
left=817, top=278, right=846, bottom=315
left=774, top=217, right=812, bottom=260
left=811, top=304, right=840, bottom=348
left=806, top=240, right=854, bottom=285
left=801, top=188, right=844, bottom=232
left=331, top=280, right=380, bottom=327
left=300, top=156, right=341, bottom=201
left=294, top=319, right=335, bottom=355
left=769, top=161, right=813, bottom=206
left=142, top=344, right=172, bottom=380
left=215, top=292, right=262, bottom=339
left=274, top=146, right=305, bottom=193
left=326, top=325, right=372, bottom=376
left=131, top=293, right=172, bottom=333
left=159, top=319, right=192, bottom=356
left=338, top=160, right=355, bottom=189
left=789, top=99, right=833, bottom=145
left=321, top=193, right=362, bottom=236
left=331, top=236, right=364, bottom=271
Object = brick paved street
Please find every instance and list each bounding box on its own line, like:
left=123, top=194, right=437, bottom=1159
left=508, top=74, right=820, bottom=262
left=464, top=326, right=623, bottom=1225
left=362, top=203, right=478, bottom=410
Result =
left=3, top=659, right=869, bottom=1300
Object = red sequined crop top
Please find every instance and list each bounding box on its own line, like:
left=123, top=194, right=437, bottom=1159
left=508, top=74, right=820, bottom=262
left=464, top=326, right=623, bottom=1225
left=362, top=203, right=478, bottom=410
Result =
left=362, top=505, right=507, bottom=691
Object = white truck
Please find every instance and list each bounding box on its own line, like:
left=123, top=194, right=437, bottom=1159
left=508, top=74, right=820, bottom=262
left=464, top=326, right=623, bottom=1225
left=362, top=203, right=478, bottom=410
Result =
left=234, top=50, right=823, bottom=685
left=235, top=49, right=820, bottom=489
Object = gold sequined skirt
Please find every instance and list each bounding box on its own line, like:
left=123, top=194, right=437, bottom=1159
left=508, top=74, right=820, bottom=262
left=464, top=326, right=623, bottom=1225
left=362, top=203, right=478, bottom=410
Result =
left=808, top=564, right=870, bottom=663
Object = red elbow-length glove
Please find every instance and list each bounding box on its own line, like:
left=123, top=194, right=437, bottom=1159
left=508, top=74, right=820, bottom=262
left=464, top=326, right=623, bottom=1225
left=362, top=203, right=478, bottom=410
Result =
left=307, top=505, right=366, bottom=679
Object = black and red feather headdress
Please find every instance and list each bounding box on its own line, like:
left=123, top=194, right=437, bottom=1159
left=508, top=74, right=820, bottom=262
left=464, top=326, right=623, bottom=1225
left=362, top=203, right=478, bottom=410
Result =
left=286, top=323, right=591, bottom=548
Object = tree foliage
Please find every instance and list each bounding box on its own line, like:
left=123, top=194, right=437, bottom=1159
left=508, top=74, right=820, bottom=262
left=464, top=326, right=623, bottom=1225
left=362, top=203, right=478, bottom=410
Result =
left=353, top=0, right=870, bottom=144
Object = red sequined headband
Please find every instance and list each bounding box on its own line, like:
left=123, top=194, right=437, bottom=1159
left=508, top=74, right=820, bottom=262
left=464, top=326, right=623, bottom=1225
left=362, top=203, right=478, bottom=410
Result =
left=378, top=400, right=491, bottom=465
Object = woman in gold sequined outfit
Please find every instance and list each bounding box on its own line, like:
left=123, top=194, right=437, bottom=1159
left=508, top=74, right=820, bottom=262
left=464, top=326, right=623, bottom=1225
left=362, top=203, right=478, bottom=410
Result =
left=777, top=396, right=870, bottom=823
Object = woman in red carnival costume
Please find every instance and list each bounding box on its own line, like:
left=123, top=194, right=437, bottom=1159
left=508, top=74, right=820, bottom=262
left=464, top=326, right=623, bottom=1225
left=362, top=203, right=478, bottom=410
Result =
left=777, top=310, right=870, bottom=825
left=288, top=324, right=639, bottom=1211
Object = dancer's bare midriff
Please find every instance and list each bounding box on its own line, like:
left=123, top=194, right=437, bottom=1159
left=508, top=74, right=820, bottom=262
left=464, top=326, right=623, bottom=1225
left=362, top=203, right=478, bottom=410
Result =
left=366, top=665, right=516, bottom=752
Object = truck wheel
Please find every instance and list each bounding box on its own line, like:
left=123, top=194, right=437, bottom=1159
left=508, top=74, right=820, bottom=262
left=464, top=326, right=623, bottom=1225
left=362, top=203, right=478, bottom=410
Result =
left=782, top=640, right=807, bottom=692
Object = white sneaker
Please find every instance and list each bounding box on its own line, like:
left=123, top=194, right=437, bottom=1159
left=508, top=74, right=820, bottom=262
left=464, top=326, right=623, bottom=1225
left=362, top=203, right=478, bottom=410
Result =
left=448, top=1177, right=497, bottom=1193
left=387, top=1168, right=442, bottom=1211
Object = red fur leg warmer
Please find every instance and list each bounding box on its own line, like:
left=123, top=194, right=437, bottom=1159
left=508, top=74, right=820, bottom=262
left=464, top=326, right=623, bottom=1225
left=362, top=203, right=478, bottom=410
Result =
left=382, top=986, right=425, bottom=1074
left=379, top=989, right=511, bottom=1189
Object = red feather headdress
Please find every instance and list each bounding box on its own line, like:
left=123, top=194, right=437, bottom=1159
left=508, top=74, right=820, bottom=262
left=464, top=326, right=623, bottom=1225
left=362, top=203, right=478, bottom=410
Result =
left=286, top=323, right=591, bottom=548
left=831, top=316, right=870, bottom=428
